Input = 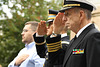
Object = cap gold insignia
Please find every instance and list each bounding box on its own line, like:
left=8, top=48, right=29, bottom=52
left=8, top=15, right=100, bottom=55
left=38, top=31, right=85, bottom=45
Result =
left=63, top=4, right=80, bottom=8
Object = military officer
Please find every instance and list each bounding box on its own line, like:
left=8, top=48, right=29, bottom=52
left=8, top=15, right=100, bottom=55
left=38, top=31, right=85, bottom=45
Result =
left=45, top=0, right=100, bottom=67
left=33, top=9, right=70, bottom=67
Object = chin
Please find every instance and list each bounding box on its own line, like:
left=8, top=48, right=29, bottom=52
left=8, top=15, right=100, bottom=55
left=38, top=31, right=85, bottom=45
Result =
left=47, top=34, right=49, bottom=36
left=47, top=32, right=52, bottom=36
left=22, top=40, right=25, bottom=43
left=68, top=27, right=71, bottom=30
left=47, top=33, right=50, bottom=36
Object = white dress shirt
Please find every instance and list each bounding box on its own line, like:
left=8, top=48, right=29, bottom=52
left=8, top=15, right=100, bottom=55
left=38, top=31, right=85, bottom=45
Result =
left=8, top=42, right=45, bottom=67
left=76, top=23, right=92, bottom=38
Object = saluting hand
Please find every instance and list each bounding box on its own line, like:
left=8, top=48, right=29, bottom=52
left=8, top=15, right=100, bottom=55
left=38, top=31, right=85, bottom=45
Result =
left=53, top=13, right=65, bottom=34
left=37, top=20, right=47, bottom=35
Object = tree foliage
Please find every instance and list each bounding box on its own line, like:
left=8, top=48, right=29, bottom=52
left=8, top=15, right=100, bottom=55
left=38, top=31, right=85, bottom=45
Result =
left=0, top=0, right=63, bottom=67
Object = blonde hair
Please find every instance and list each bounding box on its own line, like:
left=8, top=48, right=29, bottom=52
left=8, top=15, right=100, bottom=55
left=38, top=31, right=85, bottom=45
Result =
left=25, top=21, right=38, bottom=31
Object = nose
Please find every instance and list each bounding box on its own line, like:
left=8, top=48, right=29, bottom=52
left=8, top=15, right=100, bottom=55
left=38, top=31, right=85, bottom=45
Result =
left=21, top=31, right=24, bottom=35
left=47, top=25, right=50, bottom=29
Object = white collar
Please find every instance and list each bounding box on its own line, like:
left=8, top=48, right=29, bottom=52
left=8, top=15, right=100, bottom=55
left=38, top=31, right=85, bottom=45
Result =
left=25, top=42, right=35, bottom=49
left=76, top=23, right=92, bottom=37
left=61, top=33, right=67, bottom=38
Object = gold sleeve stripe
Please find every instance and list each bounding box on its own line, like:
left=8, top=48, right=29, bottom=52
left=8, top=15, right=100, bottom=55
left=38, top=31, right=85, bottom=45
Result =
left=49, top=14, right=56, bottom=16
left=48, top=45, right=62, bottom=50
left=35, top=40, right=46, bottom=45
left=47, top=41, right=62, bottom=52
left=47, top=41, right=61, bottom=45
left=48, top=46, right=62, bottom=52
left=48, top=17, right=55, bottom=20
left=48, top=49, right=58, bottom=52
left=63, top=4, right=80, bottom=8
left=47, top=44, right=61, bottom=48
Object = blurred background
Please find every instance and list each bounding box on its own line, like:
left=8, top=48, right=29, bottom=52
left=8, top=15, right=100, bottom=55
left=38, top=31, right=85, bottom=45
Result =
left=0, top=0, right=100, bottom=67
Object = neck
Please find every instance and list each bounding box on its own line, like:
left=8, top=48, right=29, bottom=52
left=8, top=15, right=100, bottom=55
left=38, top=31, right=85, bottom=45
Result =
left=60, top=30, right=67, bottom=34
left=75, top=19, right=91, bottom=34
left=26, top=39, right=34, bottom=45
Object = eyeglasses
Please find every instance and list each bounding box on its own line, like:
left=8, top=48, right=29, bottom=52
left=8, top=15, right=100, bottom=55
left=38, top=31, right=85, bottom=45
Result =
left=22, top=29, right=29, bottom=32
left=46, top=22, right=53, bottom=27
left=22, top=29, right=35, bottom=32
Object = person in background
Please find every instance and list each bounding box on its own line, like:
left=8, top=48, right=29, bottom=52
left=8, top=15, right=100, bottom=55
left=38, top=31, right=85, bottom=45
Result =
left=8, top=21, right=45, bottom=67
left=45, top=0, right=100, bottom=67
left=33, top=9, right=70, bottom=67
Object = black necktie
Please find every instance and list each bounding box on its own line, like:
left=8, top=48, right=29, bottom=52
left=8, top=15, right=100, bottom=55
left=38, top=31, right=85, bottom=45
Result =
left=70, top=35, right=77, bottom=44
left=73, top=35, right=77, bottom=41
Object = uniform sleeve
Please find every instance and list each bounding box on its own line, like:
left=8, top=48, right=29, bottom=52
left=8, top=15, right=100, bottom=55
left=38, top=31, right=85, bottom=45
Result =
left=87, top=32, right=100, bottom=67
left=46, top=35, right=65, bottom=65
left=33, top=33, right=47, bottom=58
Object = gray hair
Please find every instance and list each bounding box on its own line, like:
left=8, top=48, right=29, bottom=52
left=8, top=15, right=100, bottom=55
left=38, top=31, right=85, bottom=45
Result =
left=74, top=7, right=92, bottom=20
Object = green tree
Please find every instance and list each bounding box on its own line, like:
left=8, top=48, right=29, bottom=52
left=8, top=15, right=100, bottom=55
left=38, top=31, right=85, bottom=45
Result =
left=0, top=0, right=63, bottom=67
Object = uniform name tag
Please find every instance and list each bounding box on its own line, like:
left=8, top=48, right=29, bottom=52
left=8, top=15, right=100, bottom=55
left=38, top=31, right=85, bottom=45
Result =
left=73, top=49, right=84, bottom=54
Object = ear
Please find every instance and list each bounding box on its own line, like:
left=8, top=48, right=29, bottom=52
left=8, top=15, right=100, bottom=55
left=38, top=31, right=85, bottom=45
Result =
left=79, top=10, right=85, bottom=21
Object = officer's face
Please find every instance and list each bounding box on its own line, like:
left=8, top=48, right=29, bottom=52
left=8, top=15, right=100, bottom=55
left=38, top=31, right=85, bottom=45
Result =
left=47, top=22, right=53, bottom=36
left=21, top=24, right=34, bottom=44
left=62, top=8, right=80, bottom=33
